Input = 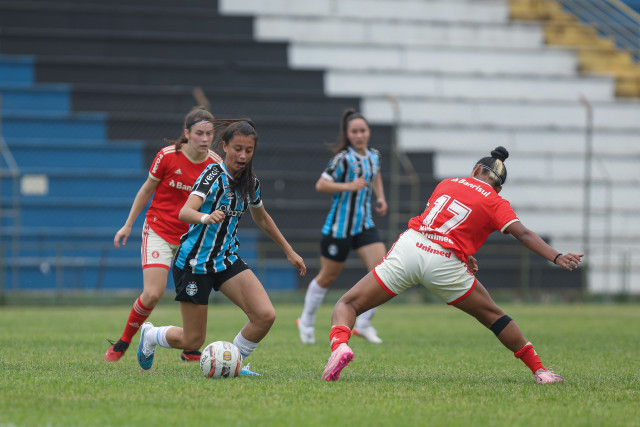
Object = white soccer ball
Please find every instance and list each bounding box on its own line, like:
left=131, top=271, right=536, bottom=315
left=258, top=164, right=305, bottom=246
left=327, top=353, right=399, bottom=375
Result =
left=200, top=341, right=243, bottom=378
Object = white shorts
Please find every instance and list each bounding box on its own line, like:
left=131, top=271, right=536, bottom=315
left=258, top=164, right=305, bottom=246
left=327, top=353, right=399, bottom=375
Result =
left=141, top=221, right=179, bottom=270
left=373, top=229, right=476, bottom=304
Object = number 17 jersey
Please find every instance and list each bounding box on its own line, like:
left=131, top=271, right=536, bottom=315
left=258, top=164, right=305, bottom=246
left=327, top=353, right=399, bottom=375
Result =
left=408, top=177, right=519, bottom=264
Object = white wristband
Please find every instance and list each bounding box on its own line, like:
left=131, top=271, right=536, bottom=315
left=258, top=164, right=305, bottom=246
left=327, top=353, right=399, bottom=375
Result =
left=200, top=214, right=209, bottom=224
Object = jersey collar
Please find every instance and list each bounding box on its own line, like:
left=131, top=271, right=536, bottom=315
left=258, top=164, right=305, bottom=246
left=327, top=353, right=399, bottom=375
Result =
left=347, top=145, right=369, bottom=159
left=220, top=162, right=235, bottom=180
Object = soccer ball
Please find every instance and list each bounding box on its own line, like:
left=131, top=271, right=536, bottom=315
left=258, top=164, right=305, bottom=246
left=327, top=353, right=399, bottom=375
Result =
left=200, top=341, right=243, bottom=378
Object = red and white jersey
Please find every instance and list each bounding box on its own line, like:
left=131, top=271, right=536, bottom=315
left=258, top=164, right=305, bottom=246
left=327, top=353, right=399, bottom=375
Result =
left=408, top=177, right=519, bottom=263
left=146, top=146, right=222, bottom=244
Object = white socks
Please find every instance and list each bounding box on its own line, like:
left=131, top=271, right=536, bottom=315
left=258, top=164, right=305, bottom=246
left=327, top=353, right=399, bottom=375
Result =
left=233, top=331, right=258, bottom=359
left=147, top=325, right=174, bottom=348
left=355, top=307, right=377, bottom=328
left=300, top=278, right=328, bottom=327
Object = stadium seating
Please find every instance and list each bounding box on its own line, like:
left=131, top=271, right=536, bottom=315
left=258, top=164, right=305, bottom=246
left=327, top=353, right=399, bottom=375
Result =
left=5, top=0, right=636, bottom=296
left=218, top=0, right=638, bottom=294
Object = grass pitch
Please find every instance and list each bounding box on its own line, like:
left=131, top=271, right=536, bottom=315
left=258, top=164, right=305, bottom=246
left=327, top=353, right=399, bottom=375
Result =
left=0, top=302, right=638, bottom=426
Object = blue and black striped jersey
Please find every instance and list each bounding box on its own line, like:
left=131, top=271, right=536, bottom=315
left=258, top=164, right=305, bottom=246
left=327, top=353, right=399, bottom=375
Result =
left=174, top=163, right=262, bottom=274
left=321, top=146, right=381, bottom=238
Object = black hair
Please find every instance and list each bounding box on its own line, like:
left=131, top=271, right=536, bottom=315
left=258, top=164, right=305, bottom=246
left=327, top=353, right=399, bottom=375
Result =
left=164, top=106, right=215, bottom=152
left=214, top=119, right=258, bottom=201
left=475, top=146, right=509, bottom=187
left=331, top=108, right=370, bottom=154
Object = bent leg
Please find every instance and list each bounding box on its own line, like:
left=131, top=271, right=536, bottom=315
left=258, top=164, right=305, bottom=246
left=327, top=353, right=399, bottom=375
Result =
left=453, top=281, right=556, bottom=379
left=353, top=242, right=387, bottom=335
left=332, top=270, right=394, bottom=328
left=452, top=280, right=527, bottom=352
left=165, top=302, right=208, bottom=351
left=220, top=269, right=276, bottom=343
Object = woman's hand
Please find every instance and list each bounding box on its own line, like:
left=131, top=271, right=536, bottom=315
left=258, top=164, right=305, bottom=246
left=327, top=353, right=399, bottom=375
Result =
left=287, top=251, right=307, bottom=276
left=375, top=198, right=388, bottom=216
left=114, top=225, right=132, bottom=249
left=467, top=255, right=479, bottom=273
left=348, top=176, right=368, bottom=192
left=555, top=253, right=584, bottom=271
left=201, top=210, right=226, bottom=225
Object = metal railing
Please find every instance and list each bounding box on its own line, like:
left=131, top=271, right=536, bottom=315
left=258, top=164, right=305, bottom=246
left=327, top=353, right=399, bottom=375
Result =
left=386, top=95, right=421, bottom=243
left=559, top=0, right=640, bottom=61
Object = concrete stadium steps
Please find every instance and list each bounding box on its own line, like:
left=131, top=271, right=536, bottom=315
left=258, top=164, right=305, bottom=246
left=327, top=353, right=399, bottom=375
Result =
left=253, top=16, right=545, bottom=48
left=288, top=43, right=578, bottom=76
left=0, top=28, right=289, bottom=65
left=31, top=55, right=325, bottom=91
left=3, top=138, right=144, bottom=167
left=0, top=55, right=34, bottom=84
left=0, top=1, right=246, bottom=36
left=0, top=168, right=146, bottom=198
left=0, top=112, right=101, bottom=144
left=0, top=84, right=71, bottom=113
left=68, top=84, right=360, bottom=119
left=396, top=125, right=640, bottom=157
left=8, top=0, right=218, bottom=8
left=325, top=69, right=615, bottom=101
left=1, top=110, right=107, bottom=140
left=220, top=0, right=510, bottom=23
left=109, top=115, right=393, bottom=149
left=362, top=97, right=640, bottom=129
left=0, top=197, right=138, bottom=229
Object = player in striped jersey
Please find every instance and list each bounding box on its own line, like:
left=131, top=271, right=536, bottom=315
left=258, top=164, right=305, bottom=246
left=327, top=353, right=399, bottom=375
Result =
left=105, top=107, right=222, bottom=363
left=136, top=120, right=306, bottom=375
left=322, top=147, right=582, bottom=383
left=297, top=109, right=388, bottom=344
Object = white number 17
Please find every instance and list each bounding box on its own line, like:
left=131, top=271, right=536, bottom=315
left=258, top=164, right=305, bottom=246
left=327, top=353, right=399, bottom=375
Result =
left=421, top=195, right=471, bottom=234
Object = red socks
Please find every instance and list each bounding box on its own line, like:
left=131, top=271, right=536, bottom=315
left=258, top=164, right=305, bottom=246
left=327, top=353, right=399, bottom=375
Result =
left=120, top=297, right=153, bottom=344
left=514, top=342, right=545, bottom=373
left=329, top=325, right=352, bottom=352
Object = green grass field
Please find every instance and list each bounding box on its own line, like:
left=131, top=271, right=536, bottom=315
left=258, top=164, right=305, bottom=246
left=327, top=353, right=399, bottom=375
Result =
left=1, top=301, right=638, bottom=426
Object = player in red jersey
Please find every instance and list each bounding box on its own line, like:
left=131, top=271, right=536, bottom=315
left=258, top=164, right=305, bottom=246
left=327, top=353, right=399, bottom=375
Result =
left=105, top=106, right=222, bottom=362
left=322, top=146, right=583, bottom=384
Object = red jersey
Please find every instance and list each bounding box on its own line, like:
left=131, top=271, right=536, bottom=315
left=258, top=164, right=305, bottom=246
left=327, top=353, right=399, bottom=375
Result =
left=146, top=146, right=222, bottom=244
left=408, top=177, right=519, bottom=263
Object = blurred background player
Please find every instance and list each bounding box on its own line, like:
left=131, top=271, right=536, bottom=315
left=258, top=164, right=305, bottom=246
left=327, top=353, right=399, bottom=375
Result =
left=136, top=120, right=306, bottom=375
left=322, top=146, right=583, bottom=383
left=297, top=108, right=388, bottom=344
left=104, top=107, right=222, bottom=362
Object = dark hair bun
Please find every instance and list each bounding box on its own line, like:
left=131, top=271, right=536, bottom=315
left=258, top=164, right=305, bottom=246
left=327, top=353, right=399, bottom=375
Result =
left=491, top=146, right=509, bottom=162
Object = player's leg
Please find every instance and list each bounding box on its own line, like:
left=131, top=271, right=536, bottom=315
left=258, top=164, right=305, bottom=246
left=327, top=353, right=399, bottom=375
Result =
left=298, top=256, right=346, bottom=344
left=322, top=271, right=394, bottom=381
left=220, top=268, right=275, bottom=354
left=452, top=281, right=563, bottom=383
left=104, top=267, right=168, bottom=362
left=105, top=225, right=177, bottom=362
left=219, top=267, right=275, bottom=376
left=136, top=302, right=207, bottom=371
left=353, top=240, right=387, bottom=343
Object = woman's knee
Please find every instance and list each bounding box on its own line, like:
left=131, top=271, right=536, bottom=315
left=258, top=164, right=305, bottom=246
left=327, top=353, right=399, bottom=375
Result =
left=259, top=307, right=277, bottom=328
left=316, top=271, right=339, bottom=287
left=183, top=332, right=206, bottom=350
left=140, top=289, right=163, bottom=307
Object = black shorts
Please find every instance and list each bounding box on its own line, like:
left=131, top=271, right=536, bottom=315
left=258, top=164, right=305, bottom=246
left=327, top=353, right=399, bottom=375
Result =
left=173, top=258, right=249, bottom=305
left=320, top=227, right=382, bottom=262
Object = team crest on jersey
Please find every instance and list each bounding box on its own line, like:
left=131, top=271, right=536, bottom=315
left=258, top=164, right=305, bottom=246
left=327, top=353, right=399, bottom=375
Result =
left=351, top=163, right=362, bottom=177
left=328, top=244, right=339, bottom=257
left=186, top=282, right=198, bottom=296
